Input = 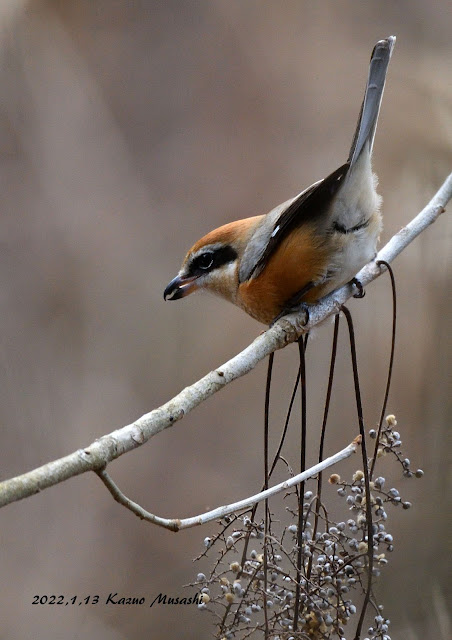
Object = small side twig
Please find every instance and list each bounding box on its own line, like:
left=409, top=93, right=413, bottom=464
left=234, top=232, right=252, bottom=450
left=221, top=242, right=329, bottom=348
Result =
left=96, top=439, right=361, bottom=532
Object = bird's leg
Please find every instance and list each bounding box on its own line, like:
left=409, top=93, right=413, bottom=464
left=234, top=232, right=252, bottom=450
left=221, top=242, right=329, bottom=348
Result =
left=271, top=283, right=314, bottom=326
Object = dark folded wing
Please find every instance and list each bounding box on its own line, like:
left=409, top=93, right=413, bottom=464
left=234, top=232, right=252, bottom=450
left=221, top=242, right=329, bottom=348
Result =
left=247, top=163, right=349, bottom=280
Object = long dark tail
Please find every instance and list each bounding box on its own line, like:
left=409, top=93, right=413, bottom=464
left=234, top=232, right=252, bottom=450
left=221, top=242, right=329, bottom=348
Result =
left=348, top=36, right=396, bottom=168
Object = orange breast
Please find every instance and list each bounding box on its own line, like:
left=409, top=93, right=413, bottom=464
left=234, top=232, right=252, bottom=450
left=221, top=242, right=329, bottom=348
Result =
left=237, top=225, right=329, bottom=324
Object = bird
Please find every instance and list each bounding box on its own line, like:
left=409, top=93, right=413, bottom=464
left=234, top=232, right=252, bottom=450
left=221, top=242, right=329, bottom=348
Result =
left=164, top=36, right=395, bottom=325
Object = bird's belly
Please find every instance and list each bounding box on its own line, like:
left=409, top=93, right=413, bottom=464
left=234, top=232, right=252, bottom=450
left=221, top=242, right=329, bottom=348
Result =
left=237, top=214, right=381, bottom=323
left=237, top=226, right=330, bottom=323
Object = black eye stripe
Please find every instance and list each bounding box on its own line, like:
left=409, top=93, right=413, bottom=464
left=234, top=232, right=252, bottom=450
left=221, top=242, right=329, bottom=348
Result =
left=189, top=246, right=238, bottom=276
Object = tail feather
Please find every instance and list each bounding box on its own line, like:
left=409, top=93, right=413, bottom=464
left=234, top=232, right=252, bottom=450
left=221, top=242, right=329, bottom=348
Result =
left=348, top=36, right=396, bottom=168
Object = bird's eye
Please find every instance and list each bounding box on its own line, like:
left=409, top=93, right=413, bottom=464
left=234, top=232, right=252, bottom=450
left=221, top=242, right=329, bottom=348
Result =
left=196, top=252, right=214, bottom=270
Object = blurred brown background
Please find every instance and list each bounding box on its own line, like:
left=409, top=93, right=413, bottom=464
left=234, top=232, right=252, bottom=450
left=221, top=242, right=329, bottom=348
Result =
left=0, top=1, right=451, bottom=639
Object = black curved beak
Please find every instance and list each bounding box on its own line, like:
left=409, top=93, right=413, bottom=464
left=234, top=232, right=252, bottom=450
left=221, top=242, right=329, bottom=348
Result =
left=164, top=275, right=199, bottom=301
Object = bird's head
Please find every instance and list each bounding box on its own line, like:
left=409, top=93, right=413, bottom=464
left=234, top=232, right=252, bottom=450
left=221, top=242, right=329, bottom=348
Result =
left=164, top=216, right=262, bottom=305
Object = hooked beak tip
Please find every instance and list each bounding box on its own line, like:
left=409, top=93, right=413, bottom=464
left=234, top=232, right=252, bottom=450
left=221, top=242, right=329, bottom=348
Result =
left=164, top=275, right=198, bottom=301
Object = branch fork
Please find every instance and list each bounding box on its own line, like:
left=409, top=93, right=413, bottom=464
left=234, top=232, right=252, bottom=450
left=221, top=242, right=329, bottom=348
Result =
left=0, top=173, right=451, bottom=519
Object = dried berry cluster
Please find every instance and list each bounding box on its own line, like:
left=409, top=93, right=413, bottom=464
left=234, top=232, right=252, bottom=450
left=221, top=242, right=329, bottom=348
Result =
left=191, top=416, right=422, bottom=640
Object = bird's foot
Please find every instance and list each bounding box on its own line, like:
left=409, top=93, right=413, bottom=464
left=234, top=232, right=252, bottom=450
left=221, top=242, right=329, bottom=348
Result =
left=351, top=277, right=366, bottom=298
left=271, top=302, right=310, bottom=327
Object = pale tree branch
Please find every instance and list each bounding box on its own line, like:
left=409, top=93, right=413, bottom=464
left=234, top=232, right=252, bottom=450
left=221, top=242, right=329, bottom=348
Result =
left=0, top=173, right=451, bottom=513
left=96, top=437, right=361, bottom=532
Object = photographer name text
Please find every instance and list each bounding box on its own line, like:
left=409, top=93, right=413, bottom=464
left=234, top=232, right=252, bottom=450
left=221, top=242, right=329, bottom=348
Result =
left=32, top=593, right=204, bottom=607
